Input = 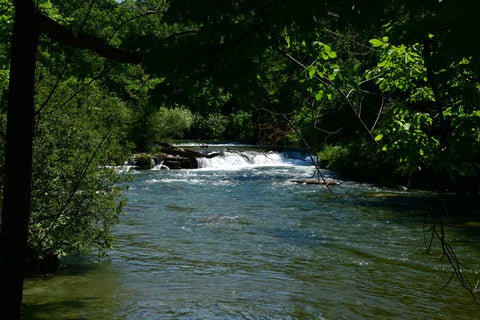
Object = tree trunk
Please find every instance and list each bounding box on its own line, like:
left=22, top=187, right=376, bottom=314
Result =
left=0, top=1, right=38, bottom=318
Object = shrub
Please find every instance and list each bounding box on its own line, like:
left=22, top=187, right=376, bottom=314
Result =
left=188, top=113, right=228, bottom=140
left=151, top=106, right=194, bottom=141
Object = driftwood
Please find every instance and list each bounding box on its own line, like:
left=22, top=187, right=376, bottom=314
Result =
left=290, top=178, right=341, bottom=186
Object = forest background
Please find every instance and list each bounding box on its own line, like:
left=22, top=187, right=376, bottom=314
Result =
left=1, top=0, right=480, bottom=317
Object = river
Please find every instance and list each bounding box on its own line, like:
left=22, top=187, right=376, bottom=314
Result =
left=23, top=143, right=480, bottom=319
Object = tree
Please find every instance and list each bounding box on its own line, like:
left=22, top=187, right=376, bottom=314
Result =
left=0, top=1, right=140, bottom=317
left=0, top=2, right=40, bottom=317
left=365, top=1, right=480, bottom=300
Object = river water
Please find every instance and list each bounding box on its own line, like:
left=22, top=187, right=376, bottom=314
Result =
left=23, top=143, right=480, bottom=319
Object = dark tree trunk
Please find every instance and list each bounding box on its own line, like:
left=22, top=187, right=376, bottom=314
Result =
left=0, top=1, right=39, bottom=319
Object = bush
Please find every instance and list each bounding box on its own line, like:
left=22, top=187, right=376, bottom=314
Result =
left=225, top=111, right=254, bottom=141
left=151, top=106, right=194, bottom=141
left=187, top=113, right=228, bottom=140
left=319, top=140, right=401, bottom=185
left=319, top=144, right=348, bottom=169
left=25, top=79, right=131, bottom=272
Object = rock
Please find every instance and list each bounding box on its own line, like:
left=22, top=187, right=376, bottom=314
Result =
left=158, top=142, right=205, bottom=158
left=131, top=143, right=203, bottom=170
left=134, top=154, right=155, bottom=170
left=158, top=154, right=198, bottom=169
left=156, top=143, right=201, bottom=169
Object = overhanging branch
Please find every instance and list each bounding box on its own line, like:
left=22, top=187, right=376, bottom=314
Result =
left=36, top=13, right=142, bottom=64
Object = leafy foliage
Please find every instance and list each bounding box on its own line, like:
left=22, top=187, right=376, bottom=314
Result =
left=28, top=73, right=132, bottom=270
left=368, top=34, right=480, bottom=192
left=149, top=106, right=194, bottom=141
left=188, top=113, right=228, bottom=140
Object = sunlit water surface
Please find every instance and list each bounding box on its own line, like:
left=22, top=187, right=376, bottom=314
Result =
left=23, top=145, right=480, bottom=319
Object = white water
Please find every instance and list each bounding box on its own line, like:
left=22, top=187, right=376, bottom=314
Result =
left=196, top=150, right=314, bottom=169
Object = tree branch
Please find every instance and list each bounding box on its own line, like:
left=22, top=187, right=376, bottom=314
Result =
left=204, top=23, right=264, bottom=53
left=281, top=50, right=379, bottom=144
left=36, top=13, right=141, bottom=64
left=108, top=9, right=167, bottom=43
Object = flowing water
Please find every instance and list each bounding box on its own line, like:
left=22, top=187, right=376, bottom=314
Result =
left=23, top=143, right=480, bottom=319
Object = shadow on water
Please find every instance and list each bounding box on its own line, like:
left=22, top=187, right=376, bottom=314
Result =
left=22, top=299, right=92, bottom=320
left=337, top=184, right=480, bottom=221
left=22, top=256, right=121, bottom=320
left=346, top=187, right=480, bottom=251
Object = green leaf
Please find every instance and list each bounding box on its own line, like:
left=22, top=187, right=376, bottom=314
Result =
left=314, top=90, right=324, bottom=101
left=285, top=34, right=291, bottom=48
left=374, top=133, right=384, bottom=141
left=369, top=38, right=384, bottom=48
left=308, top=66, right=316, bottom=78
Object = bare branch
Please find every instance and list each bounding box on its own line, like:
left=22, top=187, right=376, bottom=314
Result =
left=281, top=50, right=379, bottom=144
left=37, top=0, right=96, bottom=115
left=370, top=95, right=384, bottom=132
left=36, top=62, right=120, bottom=117
left=204, top=23, right=264, bottom=53
left=325, top=28, right=378, bottom=55
left=161, top=30, right=199, bottom=42
left=261, top=104, right=338, bottom=199
left=107, top=9, right=167, bottom=43
left=424, top=197, right=480, bottom=303
left=313, top=125, right=342, bottom=135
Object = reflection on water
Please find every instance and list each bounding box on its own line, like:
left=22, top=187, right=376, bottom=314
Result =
left=23, top=147, right=480, bottom=319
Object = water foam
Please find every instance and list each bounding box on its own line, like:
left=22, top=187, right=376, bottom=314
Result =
left=196, top=151, right=292, bottom=169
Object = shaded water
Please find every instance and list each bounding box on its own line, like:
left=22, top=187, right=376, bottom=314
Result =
left=23, top=144, right=480, bottom=319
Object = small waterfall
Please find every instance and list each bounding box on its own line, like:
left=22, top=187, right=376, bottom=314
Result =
left=197, top=150, right=312, bottom=169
